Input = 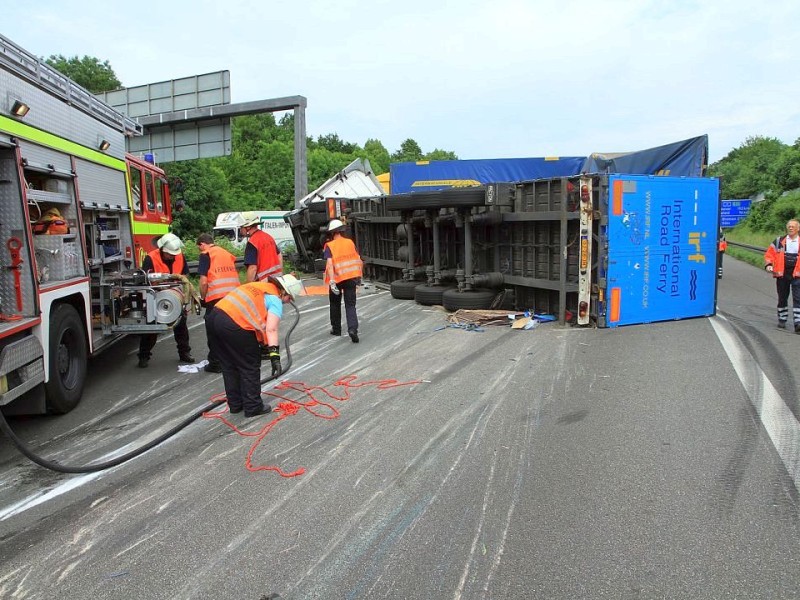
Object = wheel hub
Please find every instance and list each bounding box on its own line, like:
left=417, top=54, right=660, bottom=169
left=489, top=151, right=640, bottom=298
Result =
left=56, top=341, right=70, bottom=375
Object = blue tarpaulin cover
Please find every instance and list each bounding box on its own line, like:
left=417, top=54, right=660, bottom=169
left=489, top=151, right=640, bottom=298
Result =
left=390, top=157, right=585, bottom=194
left=389, top=135, right=708, bottom=194
left=580, top=135, right=707, bottom=179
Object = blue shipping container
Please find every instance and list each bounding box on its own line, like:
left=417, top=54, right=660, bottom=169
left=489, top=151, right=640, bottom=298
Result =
left=604, top=175, right=720, bottom=327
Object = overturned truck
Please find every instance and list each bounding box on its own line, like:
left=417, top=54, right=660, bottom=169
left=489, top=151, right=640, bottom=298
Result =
left=289, top=136, right=721, bottom=328
left=353, top=173, right=721, bottom=328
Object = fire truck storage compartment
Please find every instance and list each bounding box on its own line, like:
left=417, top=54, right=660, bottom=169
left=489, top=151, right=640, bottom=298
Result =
left=33, top=235, right=82, bottom=282
left=0, top=149, right=36, bottom=317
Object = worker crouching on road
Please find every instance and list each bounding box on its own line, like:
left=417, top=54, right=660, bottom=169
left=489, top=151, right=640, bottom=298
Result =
left=764, top=218, right=800, bottom=332
left=324, top=219, right=363, bottom=343
left=138, top=233, right=194, bottom=368
left=207, top=274, right=304, bottom=417
left=241, top=211, right=282, bottom=283
left=196, top=233, right=239, bottom=373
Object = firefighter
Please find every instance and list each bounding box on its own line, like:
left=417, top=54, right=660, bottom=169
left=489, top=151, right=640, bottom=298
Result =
left=196, top=233, right=239, bottom=373
left=32, top=207, right=69, bottom=235
left=324, top=219, right=363, bottom=343
left=241, top=211, right=282, bottom=283
left=207, top=274, right=303, bottom=417
left=137, top=232, right=194, bottom=368
left=764, top=219, right=800, bottom=332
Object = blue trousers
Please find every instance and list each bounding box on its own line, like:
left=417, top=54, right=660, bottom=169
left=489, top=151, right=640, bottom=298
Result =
left=329, top=278, right=359, bottom=334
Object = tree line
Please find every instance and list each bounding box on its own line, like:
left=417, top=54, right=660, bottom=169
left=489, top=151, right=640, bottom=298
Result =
left=47, top=54, right=800, bottom=241
left=162, top=114, right=457, bottom=240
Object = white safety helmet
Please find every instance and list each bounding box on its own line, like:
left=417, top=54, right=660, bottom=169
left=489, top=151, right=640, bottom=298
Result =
left=275, top=274, right=304, bottom=300
left=240, top=211, right=261, bottom=228
left=157, top=232, right=184, bottom=255
left=327, top=219, right=345, bottom=233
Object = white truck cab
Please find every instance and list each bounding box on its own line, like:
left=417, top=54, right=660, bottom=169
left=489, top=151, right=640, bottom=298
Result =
left=213, top=211, right=293, bottom=250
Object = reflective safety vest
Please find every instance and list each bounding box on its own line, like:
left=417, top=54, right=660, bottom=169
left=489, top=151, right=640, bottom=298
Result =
left=204, top=245, right=239, bottom=302
left=324, top=236, right=363, bottom=284
left=248, top=229, right=282, bottom=281
left=764, top=235, right=800, bottom=278
left=215, top=281, right=281, bottom=344
left=147, top=249, right=185, bottom=274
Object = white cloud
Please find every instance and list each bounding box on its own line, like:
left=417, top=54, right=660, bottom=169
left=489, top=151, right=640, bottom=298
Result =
left=4, top=0, right=799, bottom=163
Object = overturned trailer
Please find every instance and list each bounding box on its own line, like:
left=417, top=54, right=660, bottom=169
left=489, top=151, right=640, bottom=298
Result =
left=350, top=173, right=720, bottom=327
left=288, top=135, right=720, bottom=327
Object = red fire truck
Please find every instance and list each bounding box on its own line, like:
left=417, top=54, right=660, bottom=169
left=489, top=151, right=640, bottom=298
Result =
left=0, top=33, right=189, bottom=415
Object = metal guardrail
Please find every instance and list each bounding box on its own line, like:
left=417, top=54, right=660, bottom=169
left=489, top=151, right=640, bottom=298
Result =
left=728, top=241, right=766, bottom=253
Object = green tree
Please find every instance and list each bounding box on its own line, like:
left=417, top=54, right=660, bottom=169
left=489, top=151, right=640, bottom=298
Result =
left=391, top=139, right=423, bottom=163
left=163, top=159, right=232, bottom=240
left=45, top=54, right=121, bottom=93
left=316, top=133, right=358, bottom=154
left=774, top=140, right=800, bottom=192
left=363, top=138, right=391, bottom=174
left=424, top=148, right=458, bottom=161
left=708, top=136, right=788, bottom=199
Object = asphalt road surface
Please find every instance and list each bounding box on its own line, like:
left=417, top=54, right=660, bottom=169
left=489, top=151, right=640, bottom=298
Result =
left=0, top=260, right=798, bottom=599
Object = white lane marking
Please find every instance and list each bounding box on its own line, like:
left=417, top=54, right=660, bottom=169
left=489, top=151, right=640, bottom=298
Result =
left=710, top=315, right=800, bottom=492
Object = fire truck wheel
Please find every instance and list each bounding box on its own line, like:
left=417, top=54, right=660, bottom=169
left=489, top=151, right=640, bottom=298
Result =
left=45, top=304, right=88, bottom=414
left=390, top=279, right=422, bottom=300
left=442, top=288, right=497, bottom=311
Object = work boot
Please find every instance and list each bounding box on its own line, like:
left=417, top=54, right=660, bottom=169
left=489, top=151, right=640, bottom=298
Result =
left=348, top=329, right=359, bottom=343
left=204, top=362, right=223, bottom=373
left=179, top=353, right=195, bottom=363
left=778, top=321, right=787, bottom=329
left=137, top=357, right=149, bottom=369
left=244, top=404, right=272, bottom=418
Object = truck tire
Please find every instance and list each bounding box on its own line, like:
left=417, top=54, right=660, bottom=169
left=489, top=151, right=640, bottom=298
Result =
left=414, top=284, right=452, bottom=306
left=390, top=279, right=422, bottom=300
left=45, top=304, right=88, bottom=414
left=442, top=288, right=497, bottom=311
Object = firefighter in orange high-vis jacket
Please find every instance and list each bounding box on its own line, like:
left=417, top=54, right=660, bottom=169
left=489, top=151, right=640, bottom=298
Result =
left=196, top=232, right=239, bottom=373
left=137, top=233, right=194, bottom=368
left=764, top=219, right=800, bottom=333
left=207, top=275, right=303, bottom=417
left=241, top=211, right=282, bottom=283
left=324, top=219, right=363, bottom=343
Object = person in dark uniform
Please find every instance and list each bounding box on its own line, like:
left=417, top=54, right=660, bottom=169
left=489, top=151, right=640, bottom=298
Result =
left=241, top=211, right=282, bottom=283
left=137, top=233, right=194, bottom=368
left=324, top=219, right=363, bottom=343
left=196, top=233, right=239, bottom=373
left=207, top=274, right=303, bottom=417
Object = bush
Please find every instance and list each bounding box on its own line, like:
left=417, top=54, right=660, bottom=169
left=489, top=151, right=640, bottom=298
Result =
left=181, top=236, right=243, bottom=262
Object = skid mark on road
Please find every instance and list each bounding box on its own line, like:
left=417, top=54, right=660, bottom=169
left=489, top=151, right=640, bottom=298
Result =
left=711, top=315, right=800, bottom=492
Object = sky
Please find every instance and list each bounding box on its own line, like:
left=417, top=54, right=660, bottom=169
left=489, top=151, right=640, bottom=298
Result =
left=3, top=0, right=799, bottom=164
